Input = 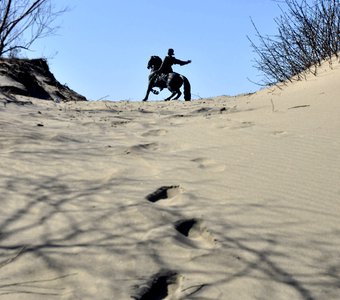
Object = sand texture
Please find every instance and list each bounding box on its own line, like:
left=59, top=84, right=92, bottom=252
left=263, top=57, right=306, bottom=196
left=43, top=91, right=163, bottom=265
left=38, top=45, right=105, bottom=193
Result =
left=1, top=61, right=340, bottom=299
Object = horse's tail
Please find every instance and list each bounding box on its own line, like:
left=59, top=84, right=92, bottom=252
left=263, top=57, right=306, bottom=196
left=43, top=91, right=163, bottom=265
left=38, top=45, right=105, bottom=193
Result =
left=181, top=75, right=191, bottom=101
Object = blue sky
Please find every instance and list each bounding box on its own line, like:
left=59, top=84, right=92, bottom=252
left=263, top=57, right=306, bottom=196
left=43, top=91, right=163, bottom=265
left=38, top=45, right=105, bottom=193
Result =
left=26, top=0, right=290, bottom=101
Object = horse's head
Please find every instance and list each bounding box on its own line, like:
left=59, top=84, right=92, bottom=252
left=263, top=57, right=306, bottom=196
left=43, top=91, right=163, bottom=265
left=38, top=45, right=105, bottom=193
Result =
left=147, top=55, right=162, bottom=71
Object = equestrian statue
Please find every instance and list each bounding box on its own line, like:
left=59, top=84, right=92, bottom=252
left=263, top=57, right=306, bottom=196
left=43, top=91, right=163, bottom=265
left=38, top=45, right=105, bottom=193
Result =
left=142, top=49, right=192, bottom=101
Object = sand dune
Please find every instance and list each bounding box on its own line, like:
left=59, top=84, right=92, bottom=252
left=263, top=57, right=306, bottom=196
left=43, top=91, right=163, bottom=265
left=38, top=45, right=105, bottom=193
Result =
left=0, top=60, right=340, bottom=299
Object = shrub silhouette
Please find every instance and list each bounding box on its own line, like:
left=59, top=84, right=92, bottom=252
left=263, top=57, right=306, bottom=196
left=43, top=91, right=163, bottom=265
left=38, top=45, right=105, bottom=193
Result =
left=248, top=0, right=340, bottom=85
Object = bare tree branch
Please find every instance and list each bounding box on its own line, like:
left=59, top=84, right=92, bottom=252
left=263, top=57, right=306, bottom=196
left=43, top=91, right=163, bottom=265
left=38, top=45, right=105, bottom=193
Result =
left=248, top=0, right=340, bottom=86
left=0, top=0, right=66, bottom=57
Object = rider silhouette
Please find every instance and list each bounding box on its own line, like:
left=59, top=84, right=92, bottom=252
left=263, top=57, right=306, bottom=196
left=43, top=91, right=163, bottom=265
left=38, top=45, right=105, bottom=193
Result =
left=157, top=48, right=191, bottom=76
left=145, top=49, right=191, bottom=99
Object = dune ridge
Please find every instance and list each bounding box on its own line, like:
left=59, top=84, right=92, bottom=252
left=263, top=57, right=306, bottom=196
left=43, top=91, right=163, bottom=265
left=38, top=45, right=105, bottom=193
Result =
left=0, top=60, right=339, bottom=299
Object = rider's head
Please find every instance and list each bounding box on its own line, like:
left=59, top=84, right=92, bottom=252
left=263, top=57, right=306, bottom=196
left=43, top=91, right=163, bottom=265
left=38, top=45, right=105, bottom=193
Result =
left=168, top=48, right=175, bottom=56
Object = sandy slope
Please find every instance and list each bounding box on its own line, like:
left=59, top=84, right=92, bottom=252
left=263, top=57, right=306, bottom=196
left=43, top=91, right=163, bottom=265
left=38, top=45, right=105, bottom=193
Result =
left=0, top=61, right=340, bottom=299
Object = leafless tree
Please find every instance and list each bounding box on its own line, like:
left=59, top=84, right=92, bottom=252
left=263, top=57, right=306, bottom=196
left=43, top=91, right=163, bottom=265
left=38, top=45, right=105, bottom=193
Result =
left=0, top=0, right=66, bottom=57
left=248, top=0, right=340, bottom=85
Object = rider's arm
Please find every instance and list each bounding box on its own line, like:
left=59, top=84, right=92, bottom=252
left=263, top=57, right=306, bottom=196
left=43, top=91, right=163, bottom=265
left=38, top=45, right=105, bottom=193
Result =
left=173, top=58, right=191, bottom=66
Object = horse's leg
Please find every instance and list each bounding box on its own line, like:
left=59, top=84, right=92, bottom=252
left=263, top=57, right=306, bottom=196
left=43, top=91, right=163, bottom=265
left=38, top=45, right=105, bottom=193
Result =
left=166, top=73, right=187, bottom=101
left=143, top=75, right=156, bottom=101
left=143, top=88, right=151, bottom=101
left=165, top=92, right=177, bottom=101
left=173, top=90, right=182, bottom=100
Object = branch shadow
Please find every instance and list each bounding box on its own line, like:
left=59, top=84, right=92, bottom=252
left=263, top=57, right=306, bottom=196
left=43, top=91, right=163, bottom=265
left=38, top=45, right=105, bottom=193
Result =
left=0, top=173, right=150, bottom=298
left=181, top=198, right=340, bottom=300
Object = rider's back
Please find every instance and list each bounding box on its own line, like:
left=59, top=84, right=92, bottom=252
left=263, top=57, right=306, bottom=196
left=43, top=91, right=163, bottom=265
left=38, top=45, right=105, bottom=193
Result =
left=158, top=55, right=174, bottom=74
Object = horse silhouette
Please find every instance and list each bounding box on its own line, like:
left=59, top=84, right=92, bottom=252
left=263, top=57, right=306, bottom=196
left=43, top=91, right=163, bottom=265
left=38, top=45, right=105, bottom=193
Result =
left=143, top=56, right=191, bottom=101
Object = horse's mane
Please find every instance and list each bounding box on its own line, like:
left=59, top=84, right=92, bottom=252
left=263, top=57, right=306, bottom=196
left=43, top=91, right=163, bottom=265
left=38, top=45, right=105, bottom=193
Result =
left=151, top=55, right=162, bottom=64
left=148, top=55, right=162, bottom=70
left=151, top=55, right=161, bottom=60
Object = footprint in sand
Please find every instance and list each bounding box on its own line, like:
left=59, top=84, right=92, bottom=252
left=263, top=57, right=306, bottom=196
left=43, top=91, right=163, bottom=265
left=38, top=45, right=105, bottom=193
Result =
left=272, top=130, right=288, bottom=136
left=231, top=121, right=255, bottom=130
left=174, top=218, right=217, bottom=248
left=142, top=129, right=168, bottom=137
left=132, top=270, right=178, bottom=300
left=132, top=270, right=205, bottom=300
left=146, top=186, right=181, bottom=203
left=192, top=158, right=225, bottom=173
left=125, top=142, right=159, bottom=154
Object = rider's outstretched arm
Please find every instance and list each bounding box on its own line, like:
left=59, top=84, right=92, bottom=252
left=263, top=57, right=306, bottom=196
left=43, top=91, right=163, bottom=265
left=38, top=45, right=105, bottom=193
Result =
left=174, top=58, right=191, bottom=66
